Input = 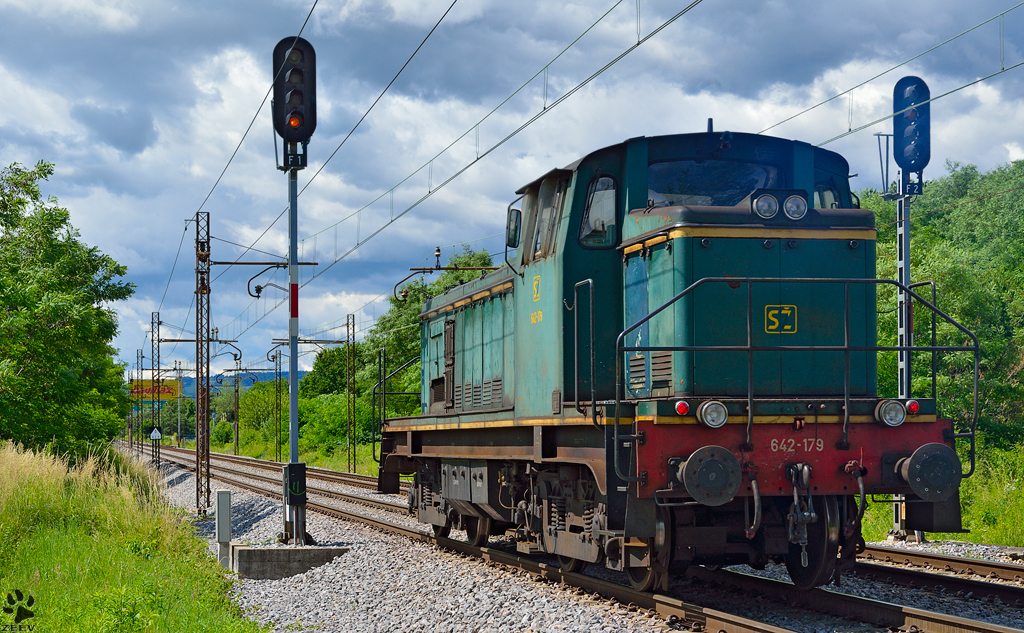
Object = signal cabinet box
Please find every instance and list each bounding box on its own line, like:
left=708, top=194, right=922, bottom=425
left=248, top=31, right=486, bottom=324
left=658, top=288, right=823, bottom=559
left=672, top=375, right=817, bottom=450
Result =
left=283, top=463, right=306, bottom=506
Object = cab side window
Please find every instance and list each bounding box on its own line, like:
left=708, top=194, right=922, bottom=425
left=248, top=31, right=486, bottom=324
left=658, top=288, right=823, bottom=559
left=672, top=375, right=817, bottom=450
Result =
left=528, top=177, right=569, bottom=261
left=814, top=174, right=843, bottom=208
left=578, top=175, right=617, bottom=249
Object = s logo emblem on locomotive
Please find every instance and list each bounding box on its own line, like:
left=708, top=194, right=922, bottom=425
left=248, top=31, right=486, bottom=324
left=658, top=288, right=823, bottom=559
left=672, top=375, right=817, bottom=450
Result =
left=765, top=305, right=797, bottom=333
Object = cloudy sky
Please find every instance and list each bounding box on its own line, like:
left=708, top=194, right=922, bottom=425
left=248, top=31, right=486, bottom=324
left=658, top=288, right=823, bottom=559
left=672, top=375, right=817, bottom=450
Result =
left=2, top=0, right=1023, bottom=375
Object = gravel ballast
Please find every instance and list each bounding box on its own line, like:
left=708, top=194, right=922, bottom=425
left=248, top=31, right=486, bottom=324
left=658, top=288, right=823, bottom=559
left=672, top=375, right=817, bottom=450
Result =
left=159, top=461, right=665, bottom=632
left=153, top=454, right=1024, bottom=633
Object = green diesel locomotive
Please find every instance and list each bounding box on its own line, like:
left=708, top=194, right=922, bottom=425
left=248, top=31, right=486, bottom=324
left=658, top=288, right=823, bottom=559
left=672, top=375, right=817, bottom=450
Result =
left=378, top=127, right=978, bottom=590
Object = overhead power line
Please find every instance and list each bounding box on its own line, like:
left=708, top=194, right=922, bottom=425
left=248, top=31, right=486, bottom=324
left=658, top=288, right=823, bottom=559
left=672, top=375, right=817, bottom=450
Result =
left=817, top=59, right=1024, bottom=146
left=213, top=0, right=707, bottom=345
left=141, top=1, right=319, bottom=354
left=209, top=0, right=459, bottom=287
left=302, top=0, right=628, bottom=243
left=760, top=1, right=1024, bottom=136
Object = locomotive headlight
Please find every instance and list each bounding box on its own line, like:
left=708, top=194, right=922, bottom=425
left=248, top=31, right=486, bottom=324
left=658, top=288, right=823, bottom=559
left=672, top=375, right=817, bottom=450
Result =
left=783, top=195, right=808, bottom=220
left=875, top=399, right=907, bottom=427
left=697, top=400, right=729, bottom=428
left=753, top=194, right=779, bottom=219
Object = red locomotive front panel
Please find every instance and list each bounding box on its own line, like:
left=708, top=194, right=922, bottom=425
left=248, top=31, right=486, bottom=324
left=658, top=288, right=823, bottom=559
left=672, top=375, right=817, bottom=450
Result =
left=634, top=413, right=957, bottom=499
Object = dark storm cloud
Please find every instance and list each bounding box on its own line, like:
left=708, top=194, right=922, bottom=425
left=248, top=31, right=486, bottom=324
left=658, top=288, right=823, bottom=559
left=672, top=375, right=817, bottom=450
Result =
left=4, top=0, right=1024, bottom=368
left=71, top=102, right=157, bottom=154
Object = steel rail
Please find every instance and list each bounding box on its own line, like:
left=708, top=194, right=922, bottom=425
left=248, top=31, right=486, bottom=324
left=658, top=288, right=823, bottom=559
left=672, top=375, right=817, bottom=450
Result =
left=140, top=441, right=1016, bottom=633
left=852, top=545, right=1024, bottom=605
left=862, top=545, right=1024, bottom=581
left=158, top=444, right=410, bottom=492
left=687, top=566, right=1023, bottom=633
left=851, top=560, right=1024, bottom=606
left=159, top=450, right=407, bottom=514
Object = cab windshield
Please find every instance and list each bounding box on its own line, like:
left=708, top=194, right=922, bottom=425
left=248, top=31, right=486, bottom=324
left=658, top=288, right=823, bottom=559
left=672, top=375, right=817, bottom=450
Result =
left=648, top=159, right=780, bottom=207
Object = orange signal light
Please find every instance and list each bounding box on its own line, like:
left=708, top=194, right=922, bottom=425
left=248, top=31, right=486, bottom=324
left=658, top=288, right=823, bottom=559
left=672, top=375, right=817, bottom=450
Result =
left=288, top=114, right=302, bottom=128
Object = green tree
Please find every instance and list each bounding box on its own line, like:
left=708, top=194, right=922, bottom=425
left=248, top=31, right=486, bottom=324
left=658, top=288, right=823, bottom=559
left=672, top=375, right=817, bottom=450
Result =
left=238, top=380, right=282, bottom=441
left=354, top=246, right=495, bottom=415
left=861, top=159, right=1024, bottom=447
left=297, top=246, right=495, bottom=427
left=0, top=161, right=134, bottom=456
left=299, top=346, right=349, bottom=398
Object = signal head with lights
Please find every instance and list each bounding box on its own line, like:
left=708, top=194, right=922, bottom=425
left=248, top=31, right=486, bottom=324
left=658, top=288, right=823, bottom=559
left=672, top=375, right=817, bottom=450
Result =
left=893, top=76, right=930, bottom=172
left=273, top=36, right=317, bottom=144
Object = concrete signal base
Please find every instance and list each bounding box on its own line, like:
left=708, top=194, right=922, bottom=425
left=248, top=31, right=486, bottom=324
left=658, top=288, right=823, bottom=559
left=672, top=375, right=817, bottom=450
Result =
left=219, top=542, right=349, bottom=580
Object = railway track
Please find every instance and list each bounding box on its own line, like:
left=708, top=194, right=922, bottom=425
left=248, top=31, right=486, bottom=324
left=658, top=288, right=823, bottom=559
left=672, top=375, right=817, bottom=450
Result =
left=156, top=449, right=408, bottom=514
left=154, top=443, right=410, bottom=493
left=854, top=545, right=1024, bottom=606
left=124, top=441, right=1022, bottom=633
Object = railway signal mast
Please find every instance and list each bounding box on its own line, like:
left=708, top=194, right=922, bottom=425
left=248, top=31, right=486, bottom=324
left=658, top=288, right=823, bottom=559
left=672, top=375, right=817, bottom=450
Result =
left=272, top=35, right=317, bottom=545
left=893, top=76, right=930, bottom=401
left=892, top=76, right=931, bottom=541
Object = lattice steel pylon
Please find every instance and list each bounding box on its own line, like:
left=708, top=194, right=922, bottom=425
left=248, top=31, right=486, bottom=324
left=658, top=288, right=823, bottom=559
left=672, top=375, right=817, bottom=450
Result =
left=195, top=212, right=212, bottom=512
left=136, top=349, right=144, bottom=455
left=346, top=314, right=356, bottom=472
left=151, top=312, right=161, bottom=439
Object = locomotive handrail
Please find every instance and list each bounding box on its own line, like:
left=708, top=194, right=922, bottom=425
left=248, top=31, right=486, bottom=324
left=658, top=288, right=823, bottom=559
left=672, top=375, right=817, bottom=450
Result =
left=908, top=280, right=938, bottom=401
left=612, top=276, right=980, bottom=486
left=371, top=350, right=421, bottom=464
left=567, top=279, right=600, bottom=430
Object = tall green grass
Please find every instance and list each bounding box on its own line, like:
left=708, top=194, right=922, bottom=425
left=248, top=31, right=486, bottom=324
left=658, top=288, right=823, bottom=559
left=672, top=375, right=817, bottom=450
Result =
left=862, top=444, right=1024, bottom=546
left=0, top=443, right=265, bottom=632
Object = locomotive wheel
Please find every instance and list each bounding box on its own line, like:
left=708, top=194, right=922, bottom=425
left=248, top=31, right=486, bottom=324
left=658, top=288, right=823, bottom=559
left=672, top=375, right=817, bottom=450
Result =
left=785, top=494, right=840, bottom=590
left=463, top=515, right=493, bottom=547
left=557, top=554, right=587, bottom=574
left=432, top=521, right=452, bottom=539
left=623, top=543, right=667, bottom=592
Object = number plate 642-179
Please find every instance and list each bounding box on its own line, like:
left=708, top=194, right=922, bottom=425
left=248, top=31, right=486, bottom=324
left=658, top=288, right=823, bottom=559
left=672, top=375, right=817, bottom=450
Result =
left=770, top=438, right=825, bottom=453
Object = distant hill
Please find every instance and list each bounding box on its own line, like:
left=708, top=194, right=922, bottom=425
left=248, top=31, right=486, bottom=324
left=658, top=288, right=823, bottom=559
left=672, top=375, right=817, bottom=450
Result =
left=173, top=371, right=307, bottom=398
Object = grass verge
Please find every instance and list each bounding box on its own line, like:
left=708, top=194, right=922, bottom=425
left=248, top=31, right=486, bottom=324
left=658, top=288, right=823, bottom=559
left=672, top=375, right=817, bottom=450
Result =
left=0, top=442, right=265, bottom=632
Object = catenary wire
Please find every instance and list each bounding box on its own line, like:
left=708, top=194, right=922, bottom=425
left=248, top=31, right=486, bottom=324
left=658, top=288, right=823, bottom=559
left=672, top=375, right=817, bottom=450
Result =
left=139, top=2, right=319, bottom=355
left=210, top=0, right=459, bottom=286
left=210, top=236, right=286, bottom=260
left=302, top=0, right=627, bottom=241
left=300, top=0, right=706, bottom=286
left=817, top=59, right=1024, bottom=146
left=192, top=2, right=319, bottom=219
left=209, top=0, right=707, bottom=345
left=304, top=231, right=503, bottom=336
left=759, top=2, right=1024, bottom=136
left=298, top=0, right=460, bottom=198
left=157, top=223, right=189, bottom=312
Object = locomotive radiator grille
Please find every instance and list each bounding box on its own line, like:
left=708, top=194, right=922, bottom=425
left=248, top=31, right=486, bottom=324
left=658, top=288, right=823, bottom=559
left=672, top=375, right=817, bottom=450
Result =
left=472, top=383, right=483, bottom=409
left=453, top=384, right=463, bottom=409
left=491, top=378, right=503, bottom=406
left=482, top=379, right=492, bottom=407
left=651, top=351, right=673, bottom=390
left=628, top=354, right=647, bottom=390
